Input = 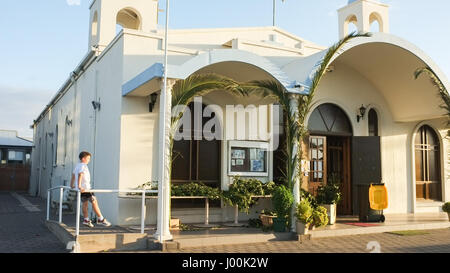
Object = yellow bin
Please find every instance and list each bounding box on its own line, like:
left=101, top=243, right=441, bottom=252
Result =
left=369, top=184, right=388, bottom=211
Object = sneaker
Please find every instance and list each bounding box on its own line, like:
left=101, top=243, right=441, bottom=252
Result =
left=97, top=218, right=111, bottom=227
left=83, top=219, right=94, bottom=228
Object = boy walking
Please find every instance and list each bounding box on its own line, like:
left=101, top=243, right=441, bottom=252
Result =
left=71, top=151, right=111, bottom=228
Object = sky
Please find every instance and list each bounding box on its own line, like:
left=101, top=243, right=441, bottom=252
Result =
left=1, top=0, right=449, bottom=138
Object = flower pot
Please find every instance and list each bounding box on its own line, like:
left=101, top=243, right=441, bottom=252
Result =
left=321, top=204, right=337, bottom=225
left=259, top=214, right=276, bottom=227
left=272, top=217, right=287, bottom=232
left=296, top=221, right=309, bottom=235
left=170, top=218, right=180, bottom=230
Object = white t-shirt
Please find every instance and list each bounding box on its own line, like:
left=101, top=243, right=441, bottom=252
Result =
left=73, top=163, right=91, bottom=191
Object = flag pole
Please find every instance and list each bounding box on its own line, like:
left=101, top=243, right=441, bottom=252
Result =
left=156, top=0, right=172, bottom=243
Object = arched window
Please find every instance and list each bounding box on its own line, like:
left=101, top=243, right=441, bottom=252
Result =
left=369, top=12, right=383, bottom=33
left=415, top=125, right=442, bottom=201
left=368, top=109, right=378, bottom=136
left=308, top=103, right=352, bottom=136
left=345, top=14, right=358, bottom=36
left=116, top=8, right=141, bottom=35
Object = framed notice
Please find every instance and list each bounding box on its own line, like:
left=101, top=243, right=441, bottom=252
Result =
left=228, top=141, right=269, bottom=177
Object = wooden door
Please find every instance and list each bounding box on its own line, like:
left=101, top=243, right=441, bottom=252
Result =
left=327, top=137, right=351, bottom=215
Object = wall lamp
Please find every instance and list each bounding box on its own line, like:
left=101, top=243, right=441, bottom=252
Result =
left=149, top=93, right=158, bottom=112
left=357, top=104, right=368, bottom=122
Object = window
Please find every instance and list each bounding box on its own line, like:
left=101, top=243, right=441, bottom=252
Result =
left=308, top=103, right=352, bottom=136
left=309, top=136, right=327, bottom=196
left=228, top=141, right=268, bottom=176
left=368, top=109, right=378, bottom=136
left=415, top=125, right=442, bottom=201
left=8, top=150, right=24, bottom=164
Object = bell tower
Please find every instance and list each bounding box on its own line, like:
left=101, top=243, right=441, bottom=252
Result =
left=338, top=0, right=389, bottom=39
left=88, top=0, right=159, bottom=50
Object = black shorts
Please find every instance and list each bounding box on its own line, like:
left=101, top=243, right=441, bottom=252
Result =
left=81, top=193, right=96, bottom=203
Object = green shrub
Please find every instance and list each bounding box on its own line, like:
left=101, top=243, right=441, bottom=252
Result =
left=312, top=206, right=329, bottom=228
left=442, top=202, right=450, bottom=213
left=171, top=182, right=222, bottom=200
left=296, top=199, right=313, bottom=224
left=222, top=177, right=265, bottom=213
left=260, top=209, right=276, bottom=216
left=301, top=189, right=319, bottom=208
left=272, top=185, right=294, bottom=220
left=262, top=181, right=276, bottom=196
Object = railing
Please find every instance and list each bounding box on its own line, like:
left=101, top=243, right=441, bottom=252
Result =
left=47, top=186, right=157, bottom=236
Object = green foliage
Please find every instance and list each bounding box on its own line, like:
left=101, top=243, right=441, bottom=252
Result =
left=312, top=206, right=329, bottom=228
left=301, top=189, right=319, bottom=209
left=222, top=177, right=268, bottom=213
left=296, top=199, right=313, bottom=224
left=262, top=181, right=276, bottom=196
left=171, top=182, right=222, bottom=200
left=271, top=185, right=294, bottom=219
left=260, top=209, right=277, bottom=216
left=415, top=67, right=450, bottom=137
left=442, top=202, right=450, bottom=213
left=316, top=173, right=342, bottom=205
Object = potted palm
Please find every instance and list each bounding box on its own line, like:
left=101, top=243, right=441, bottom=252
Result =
left=316, top=173, right=342, bottom=225
left=443, top=202, right=450, bottom=221
left=295, top=199, right=313, bottom=235
left=271, top=185, right=294, bottom=232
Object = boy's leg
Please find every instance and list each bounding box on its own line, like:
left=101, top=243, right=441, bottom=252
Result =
left=82, top=200, right=89, bottom=219
left=91, top=196, right=104, bottom=220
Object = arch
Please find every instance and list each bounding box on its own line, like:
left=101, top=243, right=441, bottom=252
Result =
left=116, top=7, right=142, bottom=31
left=307, top=103, right=353, bottom=136
left=122, top=49, right=299, bottom=96
left=369, top=12, right=384, bottom=33
left=343, top=14, right=358, bottom=37
left=412, top=124, right=443, bottom=201
left=287, top=32, right=450, bottom=122
left=305, top=99, right=355, bottom=135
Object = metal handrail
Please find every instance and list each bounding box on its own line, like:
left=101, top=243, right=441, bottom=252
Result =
left=47, top=186, right=158, bottom=236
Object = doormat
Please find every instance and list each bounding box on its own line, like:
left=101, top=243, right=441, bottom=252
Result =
left=344, top=223, right=380, bottom=227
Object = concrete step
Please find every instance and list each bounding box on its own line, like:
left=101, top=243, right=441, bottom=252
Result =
left=171, top=231, right=296, bottom=249
left=310, top=221, right=450, bottom=238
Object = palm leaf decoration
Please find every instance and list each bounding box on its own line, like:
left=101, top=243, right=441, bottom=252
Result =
left=414, top=66, right=450, bottom=136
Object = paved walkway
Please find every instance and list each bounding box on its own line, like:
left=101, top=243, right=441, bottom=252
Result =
left=0, top=192, right=68, bottom=253
left=166, top=228, right=450, bottom=253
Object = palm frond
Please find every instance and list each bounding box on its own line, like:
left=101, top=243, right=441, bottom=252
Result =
left=415, top=66, right=450, bottom=133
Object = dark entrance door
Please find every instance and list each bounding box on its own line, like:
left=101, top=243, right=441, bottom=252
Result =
left=351, top=136, right=382, bottom=214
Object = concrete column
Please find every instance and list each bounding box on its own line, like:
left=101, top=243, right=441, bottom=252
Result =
left=154, top=79, right=176, bottom=242
left=289, top=95, right=301, bottom=232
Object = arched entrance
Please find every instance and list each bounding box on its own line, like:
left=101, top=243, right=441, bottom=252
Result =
left=308, top=103, right=353, bottom=215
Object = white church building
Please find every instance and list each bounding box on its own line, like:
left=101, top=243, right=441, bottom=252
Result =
left=30, top=0, right=449, bottom=234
